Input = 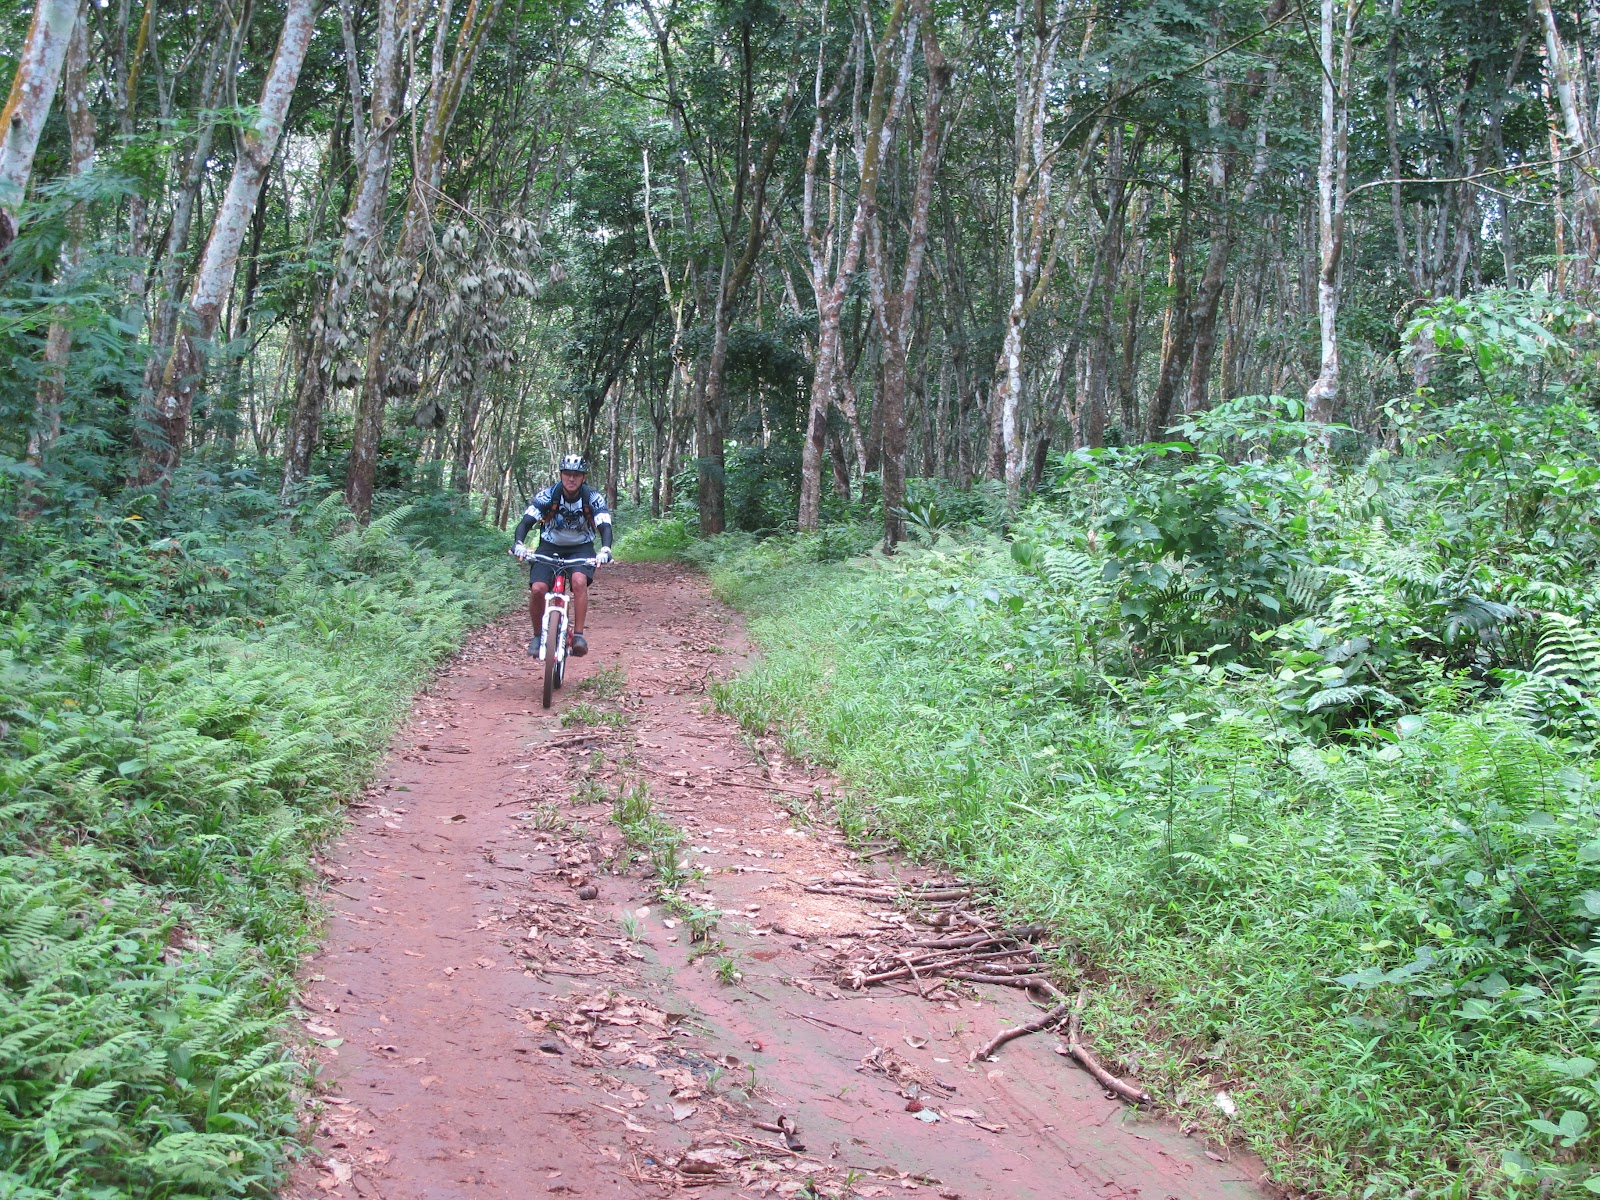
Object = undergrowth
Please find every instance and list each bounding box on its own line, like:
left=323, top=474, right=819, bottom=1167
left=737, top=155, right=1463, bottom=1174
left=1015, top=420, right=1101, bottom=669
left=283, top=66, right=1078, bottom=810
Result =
left=710, top=536, right=1600, bottom=1197
left=696, top=381, right=1600, bottom=1198
left=0, top=481, right=515, bottom=1198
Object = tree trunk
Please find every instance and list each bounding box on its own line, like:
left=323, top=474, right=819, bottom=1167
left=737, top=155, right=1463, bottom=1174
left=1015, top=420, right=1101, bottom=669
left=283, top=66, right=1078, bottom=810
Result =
left=993, top=0, right=1074, bottom=509
left=698, top=311, right=731, bottom=535
left=1306, top=0, right=1357, bottom=428
left=1147, top=149, right=1192, bottom=438
left=134, top=0, right=319, bottom=485
left=1535, top=0, right=1600, bottom=292
left=453, top=378, right=483, bottom=493
left=0, top=0, right=82, bottom=249
left=24, top=8, right=93, bottom=489
left=799, top=5, right=900, bottom=531
left=346, top=0, right=505, bottom=520
left=864, top=0, right=948, bottom=549
left=282, top=0, right=408, bottom=501
left=828, top=425, right=851, bottom=502
left=606, top=375, right=622, bottom=511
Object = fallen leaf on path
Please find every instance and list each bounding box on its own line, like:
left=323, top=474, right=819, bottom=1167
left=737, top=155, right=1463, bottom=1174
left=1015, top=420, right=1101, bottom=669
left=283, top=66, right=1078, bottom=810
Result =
left=904, top=1035, right=928, bottom=1049
left=670, top=1102, right=698, bottom=1122
left=420, top=1075, right=441, bottom=1088
left=473, top=957, right=496, bottom=969
left=680, top=1147, right=745, bottom=1172
left=403, top=949, right=423, bottom=958
left=318, top=1159, right=352, bottom=1191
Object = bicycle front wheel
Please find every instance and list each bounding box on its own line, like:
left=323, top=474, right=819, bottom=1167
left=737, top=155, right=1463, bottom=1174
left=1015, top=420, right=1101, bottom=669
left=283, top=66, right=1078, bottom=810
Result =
left=542, top=611, right=563, bottom=709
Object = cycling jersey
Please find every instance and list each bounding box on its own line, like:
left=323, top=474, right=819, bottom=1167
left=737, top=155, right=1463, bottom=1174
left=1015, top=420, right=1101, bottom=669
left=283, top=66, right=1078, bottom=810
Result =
left=515, top=482, right=612, bottom=549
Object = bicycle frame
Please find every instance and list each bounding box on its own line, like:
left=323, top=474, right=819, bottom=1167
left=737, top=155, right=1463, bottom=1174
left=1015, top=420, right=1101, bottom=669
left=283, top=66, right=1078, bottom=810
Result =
left=542, top=572, right=571, bottom=664
left=524, top=552, right=598, bottom=665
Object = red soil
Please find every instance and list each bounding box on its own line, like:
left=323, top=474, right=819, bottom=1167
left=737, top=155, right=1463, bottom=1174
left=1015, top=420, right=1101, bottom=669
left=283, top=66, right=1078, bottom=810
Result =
left=284, top=561, right=1269, bottom=1200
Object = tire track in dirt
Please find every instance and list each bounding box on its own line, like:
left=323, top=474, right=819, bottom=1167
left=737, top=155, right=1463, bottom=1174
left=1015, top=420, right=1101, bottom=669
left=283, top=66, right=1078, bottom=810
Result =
left=285, top=561, right=1270, bottom=1200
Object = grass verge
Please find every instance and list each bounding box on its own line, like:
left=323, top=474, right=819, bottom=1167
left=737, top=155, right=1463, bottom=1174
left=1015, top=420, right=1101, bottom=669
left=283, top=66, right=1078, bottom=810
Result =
left=0, top=488, right=516, bottom=1198
left=697, top=531, right=1600, bottom=1200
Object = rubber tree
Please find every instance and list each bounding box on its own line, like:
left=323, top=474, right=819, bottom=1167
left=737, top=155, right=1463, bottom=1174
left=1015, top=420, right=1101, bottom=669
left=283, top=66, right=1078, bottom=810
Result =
left=1180, top=8, right=1279, bottom=417
left=282, top=0, right=412, bottom=501
left=1305, top=0, right=1360, bottom=429
left=0, top=0, right=84, bottom=250
left=25, top=7, right=93, bottom=483
left=989, top=0, right=1075, bottom=510
left=132, top=0, right=321, bottom=483
left=1534, top=0, right=1600, bottom=293
left=797, top=0, right=903, bottom=532
left=344, top=0, right=505, bottom=520
left=863, top=0, right=949, bottom=549
left=641, top=0, right=799, bottom=536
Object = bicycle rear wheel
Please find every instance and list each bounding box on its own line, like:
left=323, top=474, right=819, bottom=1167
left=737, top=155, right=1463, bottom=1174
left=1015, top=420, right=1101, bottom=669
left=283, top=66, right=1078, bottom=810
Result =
left=541, top=611, right=563, bottom=709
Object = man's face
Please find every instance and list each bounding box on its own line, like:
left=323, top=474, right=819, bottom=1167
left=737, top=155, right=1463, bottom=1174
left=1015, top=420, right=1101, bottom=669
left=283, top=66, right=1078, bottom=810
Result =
left=560, top=469, right=584, bottom=494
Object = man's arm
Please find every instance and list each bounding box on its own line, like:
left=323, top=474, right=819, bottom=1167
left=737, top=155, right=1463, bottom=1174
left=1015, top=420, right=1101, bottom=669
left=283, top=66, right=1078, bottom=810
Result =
left=513, top=485, right=557, bottom=548
left=590, top=489, right=614, bottom=555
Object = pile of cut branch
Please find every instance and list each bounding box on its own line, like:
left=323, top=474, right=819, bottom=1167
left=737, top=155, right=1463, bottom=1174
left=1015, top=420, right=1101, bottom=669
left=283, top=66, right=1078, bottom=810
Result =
left=811, top=874, right=1151, bottom=1105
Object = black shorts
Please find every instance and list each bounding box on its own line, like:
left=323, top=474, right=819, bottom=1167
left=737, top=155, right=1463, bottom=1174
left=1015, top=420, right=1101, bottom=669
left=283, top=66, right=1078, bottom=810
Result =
left=528, top=541, right=596, bottom=588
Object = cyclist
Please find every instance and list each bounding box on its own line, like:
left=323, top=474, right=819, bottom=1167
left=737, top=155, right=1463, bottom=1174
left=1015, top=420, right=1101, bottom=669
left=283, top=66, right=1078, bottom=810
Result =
left=511, top=453, right=613, bottom=658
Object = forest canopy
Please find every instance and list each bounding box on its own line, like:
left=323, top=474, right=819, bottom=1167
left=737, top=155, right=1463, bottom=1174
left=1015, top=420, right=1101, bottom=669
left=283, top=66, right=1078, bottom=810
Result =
left=0, top=0, right=1593, bottom=535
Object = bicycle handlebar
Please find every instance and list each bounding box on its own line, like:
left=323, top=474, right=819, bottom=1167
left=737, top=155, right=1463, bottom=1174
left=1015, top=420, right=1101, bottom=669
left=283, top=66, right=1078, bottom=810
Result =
left=521, top=551, right=599, bottom=567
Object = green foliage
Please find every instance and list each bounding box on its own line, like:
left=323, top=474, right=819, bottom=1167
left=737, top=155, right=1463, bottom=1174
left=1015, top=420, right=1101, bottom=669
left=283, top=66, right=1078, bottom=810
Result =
left=0, top=486, right=514, bottom=1197
left=697, top=303, right=1600, bottom=1198
left=614, top=516, right=694, bottom=561
left=611, top=778, right=684, bottom=889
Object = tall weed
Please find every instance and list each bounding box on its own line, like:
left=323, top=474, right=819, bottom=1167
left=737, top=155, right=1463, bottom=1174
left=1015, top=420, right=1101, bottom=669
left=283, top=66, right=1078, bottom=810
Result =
left=0, top=483, right=515, bottom=1196
left=707, top=526, right=1600, bottom=1198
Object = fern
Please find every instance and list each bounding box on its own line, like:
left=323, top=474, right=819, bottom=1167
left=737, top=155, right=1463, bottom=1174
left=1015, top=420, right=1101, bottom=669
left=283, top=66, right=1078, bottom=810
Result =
left=306, top=491, right=352, bottom=537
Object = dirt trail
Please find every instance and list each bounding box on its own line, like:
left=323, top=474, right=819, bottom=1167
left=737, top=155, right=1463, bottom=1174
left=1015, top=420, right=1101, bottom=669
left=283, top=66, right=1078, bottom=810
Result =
left=285, top=562, right=1270, bottom=1200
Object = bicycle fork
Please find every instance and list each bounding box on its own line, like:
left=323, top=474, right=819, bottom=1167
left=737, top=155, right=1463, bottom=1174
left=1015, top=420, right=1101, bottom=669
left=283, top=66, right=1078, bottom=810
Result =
left=541, top=577, right=569, bottom=663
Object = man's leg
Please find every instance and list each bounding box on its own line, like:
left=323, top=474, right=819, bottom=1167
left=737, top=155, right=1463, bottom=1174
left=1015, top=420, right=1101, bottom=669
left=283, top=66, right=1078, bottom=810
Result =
left=571, top=572, right=589, bottom=634
left=529, top=582, right=548, bottom=634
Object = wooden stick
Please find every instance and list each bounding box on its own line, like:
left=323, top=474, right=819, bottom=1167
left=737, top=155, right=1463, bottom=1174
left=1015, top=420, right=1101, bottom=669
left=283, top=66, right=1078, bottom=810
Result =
left=781, top=1009, right=866, bottom=1037
left=947, top=971, right=1051, bottom=988
left=910, top=925, right=1045, bottom=948
left=899, top=952, right=931, bottom=999
left=1062, top=991, right=1152, bottom=1104
left=856, top=945, right=1048, bottom=987
left=971, top=999, right=1074, bottom=1062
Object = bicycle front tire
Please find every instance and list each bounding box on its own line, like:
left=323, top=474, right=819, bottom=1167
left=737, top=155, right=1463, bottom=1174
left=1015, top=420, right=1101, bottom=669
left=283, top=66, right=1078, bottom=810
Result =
left=542, top=611, right=563, bottom=709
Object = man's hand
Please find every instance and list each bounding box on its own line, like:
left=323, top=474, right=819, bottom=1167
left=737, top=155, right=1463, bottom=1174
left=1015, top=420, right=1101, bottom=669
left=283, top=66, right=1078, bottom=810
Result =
left=512, top=542, right=526, bottom=559
left=598, top=547, right=612, bottom=565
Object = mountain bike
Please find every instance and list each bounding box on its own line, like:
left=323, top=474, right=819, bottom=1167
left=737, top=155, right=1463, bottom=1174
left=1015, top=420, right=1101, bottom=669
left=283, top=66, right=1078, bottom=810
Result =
left=523, top=552, right=598, bottom=709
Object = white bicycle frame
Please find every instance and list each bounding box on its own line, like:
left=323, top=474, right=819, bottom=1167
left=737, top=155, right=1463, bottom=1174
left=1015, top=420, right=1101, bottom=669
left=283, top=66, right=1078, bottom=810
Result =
left=523, top=552, right=599, bottom=663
